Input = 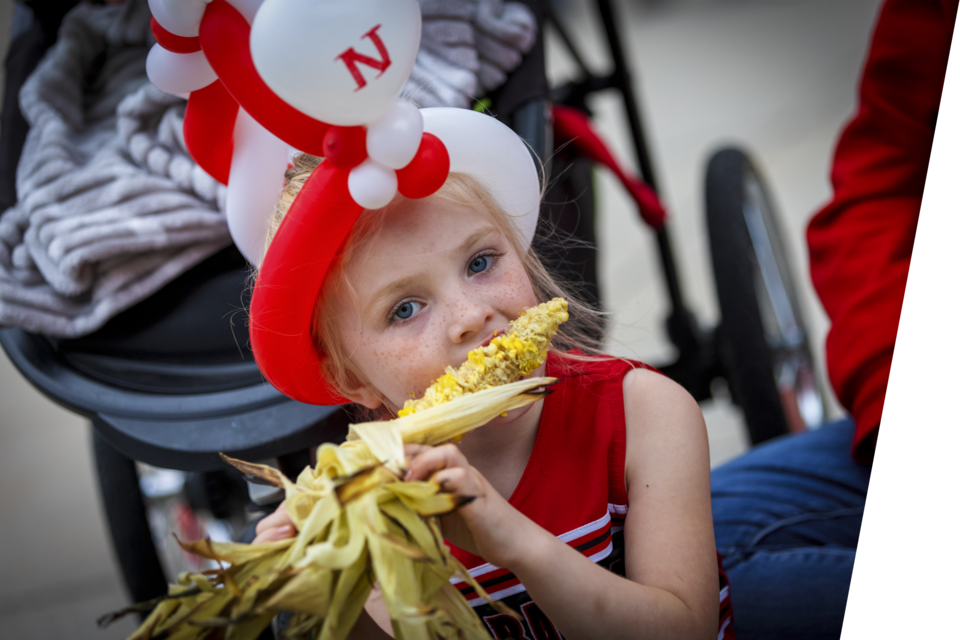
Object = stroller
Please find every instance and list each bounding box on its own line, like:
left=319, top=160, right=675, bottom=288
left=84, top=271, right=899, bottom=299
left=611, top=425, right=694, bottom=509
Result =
left=0, top=0, right=823, bottom=616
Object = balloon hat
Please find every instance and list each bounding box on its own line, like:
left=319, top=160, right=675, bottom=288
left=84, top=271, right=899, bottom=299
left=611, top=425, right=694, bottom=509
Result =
left=148, top=0, right=541, bottom=405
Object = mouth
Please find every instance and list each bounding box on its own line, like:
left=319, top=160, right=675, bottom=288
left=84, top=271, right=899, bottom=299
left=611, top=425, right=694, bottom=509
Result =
left=480, top=329, right=506, bottom=349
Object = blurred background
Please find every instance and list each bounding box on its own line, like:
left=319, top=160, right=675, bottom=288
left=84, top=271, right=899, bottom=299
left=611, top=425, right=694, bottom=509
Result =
left=0, top=0, right=882, bottom=638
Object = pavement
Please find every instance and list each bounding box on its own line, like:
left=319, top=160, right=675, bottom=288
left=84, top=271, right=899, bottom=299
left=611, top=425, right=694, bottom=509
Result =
left=0, top=1, right=882, bottom=638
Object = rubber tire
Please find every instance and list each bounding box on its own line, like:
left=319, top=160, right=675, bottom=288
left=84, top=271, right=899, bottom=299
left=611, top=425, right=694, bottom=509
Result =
left=92, top=426, right=169, bottom=607
left=706, top=147, right=808, bottom=445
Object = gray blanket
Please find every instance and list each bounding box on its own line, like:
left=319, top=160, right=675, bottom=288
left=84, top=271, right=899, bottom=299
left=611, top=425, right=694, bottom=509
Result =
left=408, top=0, right=537, bottom=108
left=0, top=0, right=536, bottom=339
left=0, top=0, right=229, bottom=338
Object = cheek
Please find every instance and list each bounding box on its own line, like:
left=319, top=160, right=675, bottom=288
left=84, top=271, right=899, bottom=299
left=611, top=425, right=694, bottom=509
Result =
left=492, top=259, right=537, bottom=309
left=343, top=319, right=451, bottom=405
left=391, top=314, right=456, bottom=394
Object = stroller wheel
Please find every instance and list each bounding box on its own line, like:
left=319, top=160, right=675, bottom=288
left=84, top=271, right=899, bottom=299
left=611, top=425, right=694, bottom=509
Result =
left=705, top=147, right=825, bottom=445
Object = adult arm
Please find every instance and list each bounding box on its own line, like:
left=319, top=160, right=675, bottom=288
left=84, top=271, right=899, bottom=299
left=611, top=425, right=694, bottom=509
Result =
left=407, top=369, right=718, bottom=640
left=806, top=0, right=957, bottom=462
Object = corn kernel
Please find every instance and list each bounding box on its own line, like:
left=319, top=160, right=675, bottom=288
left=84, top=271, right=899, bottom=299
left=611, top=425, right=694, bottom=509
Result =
left=398, top=299, right=568, bottom=416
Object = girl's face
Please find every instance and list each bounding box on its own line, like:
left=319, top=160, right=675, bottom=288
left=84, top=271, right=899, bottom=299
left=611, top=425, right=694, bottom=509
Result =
left=331, top=193, right=538, bottom=411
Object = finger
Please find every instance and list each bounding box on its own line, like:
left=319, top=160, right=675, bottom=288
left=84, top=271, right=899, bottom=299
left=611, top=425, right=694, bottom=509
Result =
left=255, top=502, right=292, bottom=535
left=402, top=444, right=432, bottom=470
left=252, top=524, right=296, bottom=544
left=404, top=444, right=468, bottom=482
left=403, top=444, right=431, bottom=458
left=432, top=467, right=481, bottom=500
left=255, top=510, right=291, bottom=536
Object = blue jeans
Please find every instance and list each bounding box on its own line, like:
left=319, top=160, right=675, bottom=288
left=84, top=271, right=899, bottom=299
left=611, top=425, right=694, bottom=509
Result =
left=711, top=418, right=871, bottom=640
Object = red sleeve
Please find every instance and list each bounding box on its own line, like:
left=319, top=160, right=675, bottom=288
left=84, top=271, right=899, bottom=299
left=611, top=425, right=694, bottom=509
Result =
left=806, top=0, right=957, bottom=462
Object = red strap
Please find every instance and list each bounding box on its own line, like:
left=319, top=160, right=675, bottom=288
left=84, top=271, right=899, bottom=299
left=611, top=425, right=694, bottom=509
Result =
left=552, top=104, right=667, bottom=229
left=150, top=16, right=201, bottom=54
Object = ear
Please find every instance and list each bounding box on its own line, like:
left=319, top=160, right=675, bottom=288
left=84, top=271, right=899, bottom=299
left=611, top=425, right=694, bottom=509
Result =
left=325, top=364, right=383, bottom=410
left=338, top=382, right=383, bottom=410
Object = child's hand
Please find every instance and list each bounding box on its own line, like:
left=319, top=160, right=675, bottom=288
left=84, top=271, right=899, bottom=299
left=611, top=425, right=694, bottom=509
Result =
left=252, top=501, right=297, bottom=544
left=403, top=444, right=532, bottom=568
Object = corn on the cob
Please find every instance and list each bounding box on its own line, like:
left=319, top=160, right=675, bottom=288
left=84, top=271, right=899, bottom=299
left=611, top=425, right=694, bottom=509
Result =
left=103, top=299, right=569, bottom=640
left=398, top=297, right=569, bottom=417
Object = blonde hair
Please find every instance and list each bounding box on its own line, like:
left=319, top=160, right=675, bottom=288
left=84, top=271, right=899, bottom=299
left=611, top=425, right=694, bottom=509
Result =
left=263, top=154, right=606, bottom=405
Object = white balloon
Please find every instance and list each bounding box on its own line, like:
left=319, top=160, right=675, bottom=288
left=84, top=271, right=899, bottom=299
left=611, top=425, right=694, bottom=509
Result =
left=421, top=108, right=540, bottom=248
left=226, top=109, right=290, bottom=266
left=147, top=0, right=179, bottom=36
left=225, top=0, right=264, bottom=24
left=250, top=0, right=421, bottom=126
left=348, top=160, right=398, bottom=209
left=146, top=45, right=217, bottom=95
left=159, top=0, right=209, bottom=37
left=366, top=100, right=423, bottom=169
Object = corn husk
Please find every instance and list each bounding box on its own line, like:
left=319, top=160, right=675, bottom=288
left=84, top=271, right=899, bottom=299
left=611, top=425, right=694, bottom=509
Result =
left=102, top=299, right=569, bottom=639
left=101, top=378, right=556, bottom=639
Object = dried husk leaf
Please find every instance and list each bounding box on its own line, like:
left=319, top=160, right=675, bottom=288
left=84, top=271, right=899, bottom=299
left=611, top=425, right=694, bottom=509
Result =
left=396, top=377, right=556, bottom=445
left=177, top=537, right=293, bottom=565
left=219, top=454, right=291, bottom=490
left=261, top=566, right=334, bottom=615
left=109, top=361, right=554, bottom=640
left=281, top=492, right=340, bottom=566
left=318, top=547, right=373, bottom=640
left=377, top=532, right=434, bottom=562
left=224, top=613, right=274, bottom=640
left=385, top=481, right=475, bottom=517
left=351, top=421, right=404, bottom=471
left=333, top=465, right=398, bottom=505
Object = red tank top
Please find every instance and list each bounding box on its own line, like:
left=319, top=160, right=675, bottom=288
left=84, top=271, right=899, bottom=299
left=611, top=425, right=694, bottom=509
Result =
left=448, top=352, right=736, bottom=639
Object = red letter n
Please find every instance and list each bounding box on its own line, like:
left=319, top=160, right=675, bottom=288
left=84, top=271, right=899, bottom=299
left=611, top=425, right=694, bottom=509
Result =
left=335, top=24, right=392, bottom=91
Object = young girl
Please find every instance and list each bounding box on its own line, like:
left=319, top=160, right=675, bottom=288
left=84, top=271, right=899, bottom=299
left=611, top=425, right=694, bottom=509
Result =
left=249, top=146, right=730, bottom=639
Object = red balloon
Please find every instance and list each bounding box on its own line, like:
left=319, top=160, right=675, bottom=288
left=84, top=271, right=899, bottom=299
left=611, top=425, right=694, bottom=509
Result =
left=150, top=16, right=201, bottom=54
left=322, top=126, right=368, bottom=169
left=250, top=162, right=361, bottom=405
left=198, top=0, right=329, bottom=156
left=183, top=80, right=238, bottom=185
left=396, top=133, right=450, bottom=199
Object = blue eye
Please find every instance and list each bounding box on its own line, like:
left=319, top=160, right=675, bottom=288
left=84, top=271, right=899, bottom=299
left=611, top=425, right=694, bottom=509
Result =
left=469, top=255, right=490, bottom=274
left=392, top=300, right=421, bottom=321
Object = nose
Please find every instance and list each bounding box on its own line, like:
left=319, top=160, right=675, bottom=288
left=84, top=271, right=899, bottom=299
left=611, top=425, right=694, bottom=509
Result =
left=447, top=293, right=494, bottom=345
